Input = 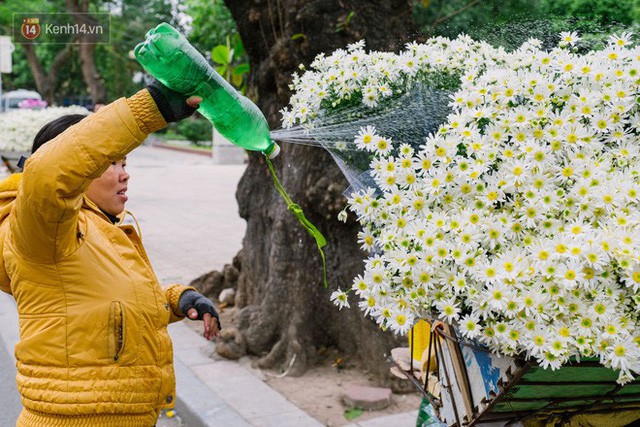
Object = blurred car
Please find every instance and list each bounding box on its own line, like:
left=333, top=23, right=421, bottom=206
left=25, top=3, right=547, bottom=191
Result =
left=1, top=89, right=43, bottom=112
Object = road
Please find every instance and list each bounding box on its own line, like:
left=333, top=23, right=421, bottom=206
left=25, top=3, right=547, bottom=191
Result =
left=0, top=296, right=21, bottom=426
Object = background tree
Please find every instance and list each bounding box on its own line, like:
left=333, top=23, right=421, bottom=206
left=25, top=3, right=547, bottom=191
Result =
left=415, top=0, right=640, bottom=50
left=99, top=0, right=185, bottom=99
left=0, top=0, right=180, bottom=104
left=185, top=0, right=237, bottom=54
left=66, top=0, right=107, bottom=104
left=415, top=0, right=547, bottom=48
left=3, top=0, right=638, bottom=104
left=220, top=0, right=416, bottom=382
left=0, top=0, right=75, bottom=104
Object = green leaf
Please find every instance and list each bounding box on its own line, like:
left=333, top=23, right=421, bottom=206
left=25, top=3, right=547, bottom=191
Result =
left=291, top=33, right=307, bottom=41
left=232, top=63, right=250, bottom=76
left=211, top=45, right=230, bottom=65
left=215, top=64, right=228, bottom=76
left=231, top=73, right=243, bottom=87
left=335, top=11, right=355, bottom=32
left=233, top=36, right=246, bottom=59
left=344, top=11, right=355, bottom=24
left=343, top=407, right=363, bottom=421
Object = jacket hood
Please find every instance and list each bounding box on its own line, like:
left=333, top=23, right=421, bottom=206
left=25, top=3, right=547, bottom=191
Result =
left=0, top=173, right=21, bottom=294
left=0, top=172, right=21, bottom=223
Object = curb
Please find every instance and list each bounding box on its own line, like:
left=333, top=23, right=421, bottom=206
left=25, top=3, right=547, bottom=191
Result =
left=152, top=143, right=212, bottom=157
left=169, top=320, right=421, bottom=427
left=173, top=357, right=251, bottom=427
left=0, top=292, right=23, bottom=425
left=169, top=322, right=252, bottom=427
left=168, top=321, right=324, bottom=427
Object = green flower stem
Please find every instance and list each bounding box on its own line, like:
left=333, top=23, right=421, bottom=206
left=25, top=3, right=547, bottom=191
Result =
left=265, top=156, right=328, bottom=287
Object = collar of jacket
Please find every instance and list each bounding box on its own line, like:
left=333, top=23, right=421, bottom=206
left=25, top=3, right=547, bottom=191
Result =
left=82, top=195, right=125, bottom=225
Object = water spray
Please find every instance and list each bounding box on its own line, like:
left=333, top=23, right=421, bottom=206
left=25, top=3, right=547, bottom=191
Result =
left=270, top=84, right=452, bottom=196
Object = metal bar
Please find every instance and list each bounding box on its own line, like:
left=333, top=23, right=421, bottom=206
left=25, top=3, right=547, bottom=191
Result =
left=479, top=405, right=640, bottom=422
left=517, top=380, right=632, bottom=386
left=500, top=392, right=640, bottom=403
left=559, top=361, right=605, bottom=367
left=388, top=355, right=441, bottom=409
left=558, top=383, right=629, bottom=420
left=424, top=328, right=435, bottom=397
left=410, top=323, right=415, bottom=374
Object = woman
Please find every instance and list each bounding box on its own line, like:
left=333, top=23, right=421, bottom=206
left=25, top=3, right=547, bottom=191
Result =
left=0, top=81, right=220, bottom=426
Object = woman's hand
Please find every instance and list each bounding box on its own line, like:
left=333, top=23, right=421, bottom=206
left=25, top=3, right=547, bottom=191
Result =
left=179, top=290, right=221, bottom=340
left=186, top=308, right=220, bottom=340
left=147, top=79, right=202, bottom=122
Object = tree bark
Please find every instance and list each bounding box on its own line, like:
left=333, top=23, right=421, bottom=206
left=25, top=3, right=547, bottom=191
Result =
left=67, top=0, right=107, bottom=104
left=222, top=0, right=416, bottom=383
left=77, top=42, right=107, bottom=104
left=22, top=43, right=72, bottom=105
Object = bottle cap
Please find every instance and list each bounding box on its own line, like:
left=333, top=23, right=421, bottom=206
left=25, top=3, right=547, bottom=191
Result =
left=266, top=143, right=280, bottom=159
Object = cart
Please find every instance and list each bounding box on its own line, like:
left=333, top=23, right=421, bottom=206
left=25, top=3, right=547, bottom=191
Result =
left=391, top=322, right=640, bottom=426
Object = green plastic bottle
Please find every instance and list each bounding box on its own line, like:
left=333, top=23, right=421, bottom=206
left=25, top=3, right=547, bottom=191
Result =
left=134, top=23, right=279, bottom=158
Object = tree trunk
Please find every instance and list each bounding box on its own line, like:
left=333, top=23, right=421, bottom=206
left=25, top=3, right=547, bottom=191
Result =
left=77, top=42, right=107, bottom=103
left=223, top=0, right=416, bottom=383
left=22, top=43, right=73, bottom=105
left=67, top=0, right=107, bottom=103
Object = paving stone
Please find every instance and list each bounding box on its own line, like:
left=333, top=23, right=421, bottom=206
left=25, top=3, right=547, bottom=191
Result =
left=342, top=384, right=392, bottom=411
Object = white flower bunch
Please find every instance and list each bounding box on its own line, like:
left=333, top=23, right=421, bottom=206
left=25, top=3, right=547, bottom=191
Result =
left=280, top=35, right=510, bottom=127
left=285, top=33, right=640, bottom=383
left=0, top=106, right=89, bottom=152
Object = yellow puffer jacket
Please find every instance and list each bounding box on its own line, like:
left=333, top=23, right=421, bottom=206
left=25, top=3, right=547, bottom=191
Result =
left=1, top=90, right=194, bottom=427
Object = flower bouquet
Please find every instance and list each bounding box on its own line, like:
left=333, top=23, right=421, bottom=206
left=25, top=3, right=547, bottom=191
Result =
left=283, top=31, right=640, bottom=400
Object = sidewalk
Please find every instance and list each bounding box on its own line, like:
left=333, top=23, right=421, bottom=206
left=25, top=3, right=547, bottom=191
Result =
left=0, top=146, right=418, bottom=427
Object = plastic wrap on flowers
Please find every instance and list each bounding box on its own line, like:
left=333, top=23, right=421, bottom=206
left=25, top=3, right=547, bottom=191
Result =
left=283, top=33, right=640, bottom=384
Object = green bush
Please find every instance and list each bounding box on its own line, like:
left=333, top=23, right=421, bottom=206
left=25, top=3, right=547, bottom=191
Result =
left=177, top=119, right=213, bottom=146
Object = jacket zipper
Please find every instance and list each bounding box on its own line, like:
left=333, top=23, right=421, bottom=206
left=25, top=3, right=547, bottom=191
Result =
left=110, top=301, right=125, bottom=362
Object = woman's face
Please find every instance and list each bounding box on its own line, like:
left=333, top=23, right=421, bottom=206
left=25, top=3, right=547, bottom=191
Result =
left=85, top=158, right=129, bottom=216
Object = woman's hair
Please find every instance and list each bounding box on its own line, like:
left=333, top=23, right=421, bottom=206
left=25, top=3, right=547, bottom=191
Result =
left=32, top=114, right=87, bottom=154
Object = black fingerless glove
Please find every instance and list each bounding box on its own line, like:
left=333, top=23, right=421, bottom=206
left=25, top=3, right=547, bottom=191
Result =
left=178, top=290, right=221, bottom=328
left=146, top=78, right=197, bottom=123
